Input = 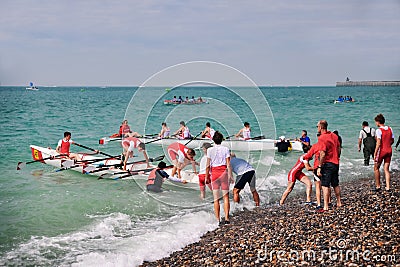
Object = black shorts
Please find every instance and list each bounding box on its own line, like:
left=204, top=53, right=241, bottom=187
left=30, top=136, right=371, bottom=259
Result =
left=321, top=162, right=339, bottom=187
left=234, top=170, right=256, bottom=190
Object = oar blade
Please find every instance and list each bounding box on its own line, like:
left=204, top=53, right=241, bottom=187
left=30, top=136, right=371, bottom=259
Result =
left=149, top=155, right=165, bottom=162
left=83, top=166, right=97, bottom=173
left=16, top=162, right=26, bottom=170
left=62, top=160, right=75, bottom=168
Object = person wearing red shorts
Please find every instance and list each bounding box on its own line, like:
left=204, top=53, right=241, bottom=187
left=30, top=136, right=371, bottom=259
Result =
left=206, top=131, right=234, bottom=225
left=373, top=114, right=395, bottom=192
left=198, top=142, right=213, bottom=199
left=279, top=155, right=312, bottom=205
left=167, top=142, right=197, bottom=179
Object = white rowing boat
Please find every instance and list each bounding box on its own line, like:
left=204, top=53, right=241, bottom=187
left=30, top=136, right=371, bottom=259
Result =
left=99, top=136, right=303, bottom=151
left=27, top=145, right=200, bottom=183
left=28, top=145, right=154, bottom=180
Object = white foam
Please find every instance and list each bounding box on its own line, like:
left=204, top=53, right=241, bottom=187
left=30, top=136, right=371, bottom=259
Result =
left=1, top=211, right=217, bottom=267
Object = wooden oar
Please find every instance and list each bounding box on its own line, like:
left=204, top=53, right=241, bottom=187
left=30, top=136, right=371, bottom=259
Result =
left=17, top=154, right=68, bottom=170
left=73, top=142, right=118, bottom=159
left=184, top=132, right=202, bottom=146
left=250, top=135, right=265, bottom=140
left=107, top=165, right=174, bottom=180
left=224, top=134, right=236, bottom=140
left=85, top=155, right=165, bottom=174
left=56, top=154, right=122, bottom=172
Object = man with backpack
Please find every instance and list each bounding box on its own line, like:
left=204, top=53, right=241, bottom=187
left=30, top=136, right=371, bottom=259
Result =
left=358, top=121, right=376, bottom=166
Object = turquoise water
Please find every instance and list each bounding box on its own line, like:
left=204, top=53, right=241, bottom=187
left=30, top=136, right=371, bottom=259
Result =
left=0, top=86, right=399, bottom=266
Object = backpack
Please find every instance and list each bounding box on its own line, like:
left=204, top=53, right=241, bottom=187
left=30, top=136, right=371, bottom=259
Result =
left=363, top=129, right=376, bottom=152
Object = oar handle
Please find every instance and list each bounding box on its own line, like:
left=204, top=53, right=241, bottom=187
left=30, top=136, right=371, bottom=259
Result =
left=73, top=142, right=116, bottom=158
left=184, top=132, right=202, bottom=146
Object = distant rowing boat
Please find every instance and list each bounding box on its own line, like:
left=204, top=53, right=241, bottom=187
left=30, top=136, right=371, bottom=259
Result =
left=26, top=82, right=39, bottom=91
left=163, top=99, right=209, bottom=105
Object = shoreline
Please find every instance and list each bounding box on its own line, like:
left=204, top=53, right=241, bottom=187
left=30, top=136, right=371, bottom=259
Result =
left=141, top=172, right=400, bottom=266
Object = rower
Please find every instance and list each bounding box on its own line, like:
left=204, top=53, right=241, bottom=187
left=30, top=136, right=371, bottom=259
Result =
left=235, top=122, right=251, bottom=140
left=174, top=121, right=191, bottom=139
left=159, top=122, right=171, bottom=138
left=56, top=132, right=82, bottom=161
left=201, top=122, right=215, bottom=140
left=121, top=137, right=150, bottom=170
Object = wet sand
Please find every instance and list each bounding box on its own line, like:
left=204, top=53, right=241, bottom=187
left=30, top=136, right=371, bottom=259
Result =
left=141, top=172, right=400, bottom=266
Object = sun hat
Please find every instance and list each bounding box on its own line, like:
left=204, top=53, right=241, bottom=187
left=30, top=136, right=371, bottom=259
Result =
left=279, top=136, right=286, bottom=140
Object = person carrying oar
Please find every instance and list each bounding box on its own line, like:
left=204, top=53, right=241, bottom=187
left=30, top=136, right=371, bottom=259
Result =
left=56, top=131, right=99, bottom=161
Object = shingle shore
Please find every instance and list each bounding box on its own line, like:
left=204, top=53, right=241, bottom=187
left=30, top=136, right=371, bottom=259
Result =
left=141, top=172, right=400, bottom=267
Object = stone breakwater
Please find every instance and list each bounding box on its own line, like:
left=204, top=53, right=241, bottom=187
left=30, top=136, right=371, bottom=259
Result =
left=141, top=173, right=400, bottom=267
left=336, top=81, right=400, bottom=87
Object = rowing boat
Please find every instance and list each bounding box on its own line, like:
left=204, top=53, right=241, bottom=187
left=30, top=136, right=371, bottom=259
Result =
left=28, top=145, right=200, bottom=183
left=163, top=99, right=209, bottom=105
left=29, top=145, right=152, bottom=180
left=99, top=136, right=303, bottom=151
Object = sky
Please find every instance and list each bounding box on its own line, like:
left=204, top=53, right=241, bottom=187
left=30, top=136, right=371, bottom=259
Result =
left=0, top=0, right=399, bottom=86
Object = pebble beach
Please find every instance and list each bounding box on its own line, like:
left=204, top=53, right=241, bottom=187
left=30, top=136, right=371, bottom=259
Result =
left=141, top=172, right=400, bottom=266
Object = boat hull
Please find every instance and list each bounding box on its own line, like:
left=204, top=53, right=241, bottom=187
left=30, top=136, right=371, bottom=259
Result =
left=138, top=137, right=303, bottom=152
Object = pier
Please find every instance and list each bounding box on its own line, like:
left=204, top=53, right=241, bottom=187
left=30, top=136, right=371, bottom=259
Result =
left=336, top=81, right=400, bottom=87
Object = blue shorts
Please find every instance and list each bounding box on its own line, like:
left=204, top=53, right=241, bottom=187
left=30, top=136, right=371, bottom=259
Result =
left=321, top=162, right=339, bottom=187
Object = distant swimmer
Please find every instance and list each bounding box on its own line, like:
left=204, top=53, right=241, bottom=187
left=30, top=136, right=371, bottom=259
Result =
left=296, top=130, right=311, bottom=153
left=235, top=122, right=251, bottom=140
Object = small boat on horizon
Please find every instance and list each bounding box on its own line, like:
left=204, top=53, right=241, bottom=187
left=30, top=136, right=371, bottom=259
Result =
left=26, top=82, right=39, bottom=91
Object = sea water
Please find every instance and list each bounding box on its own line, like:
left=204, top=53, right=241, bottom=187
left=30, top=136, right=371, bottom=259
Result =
left=0, top=86, right=399, bottom=266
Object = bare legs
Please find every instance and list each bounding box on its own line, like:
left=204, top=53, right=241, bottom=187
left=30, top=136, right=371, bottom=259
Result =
left=212, top=190, right=230, bottom=222
left=374, top=161, right=391, bottom=190
left=233, top=188, right=260, bottom=206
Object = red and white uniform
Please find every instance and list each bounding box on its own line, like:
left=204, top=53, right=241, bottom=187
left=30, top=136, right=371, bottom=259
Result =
left=57, top=138, right=73, bottom=155
left=167, top=143, right=190, bottom=164
left=207, top=145, right=230, bottom=190
left=180, top=127, right=191, bottom=139
left=205, top=128, right=215, bottom=140
left=198, top=155, right=211, bottom=190
left=375, top=126, right=394, bottom=164
left=122, top=137, right=141, bottom=152
left=119, top=124, right=131, bottom=136
left=287, top=156, right=307, bottom=183
left=243, top=128, right=251, bottom=140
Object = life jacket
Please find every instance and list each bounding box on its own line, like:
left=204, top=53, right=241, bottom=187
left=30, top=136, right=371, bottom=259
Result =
left=362, top=128, right=376, bottom=152
left=147, top=168, right=164, bottom=188
left=120, top=124, right=131, bottom=135
left=122, top=137, right=140, bottom=150
left=60, top=139, right=71, bottom=154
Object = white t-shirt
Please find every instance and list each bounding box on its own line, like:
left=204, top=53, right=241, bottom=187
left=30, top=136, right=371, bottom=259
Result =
left=359, top=126, right=376, bottom=139
left=198, top=156, right=208, bottom=174
left=207, top=145, right=230, bottom=167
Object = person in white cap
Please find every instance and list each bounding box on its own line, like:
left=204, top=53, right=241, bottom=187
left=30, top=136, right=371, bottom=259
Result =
left=276, top=136, right=292, bottom=152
